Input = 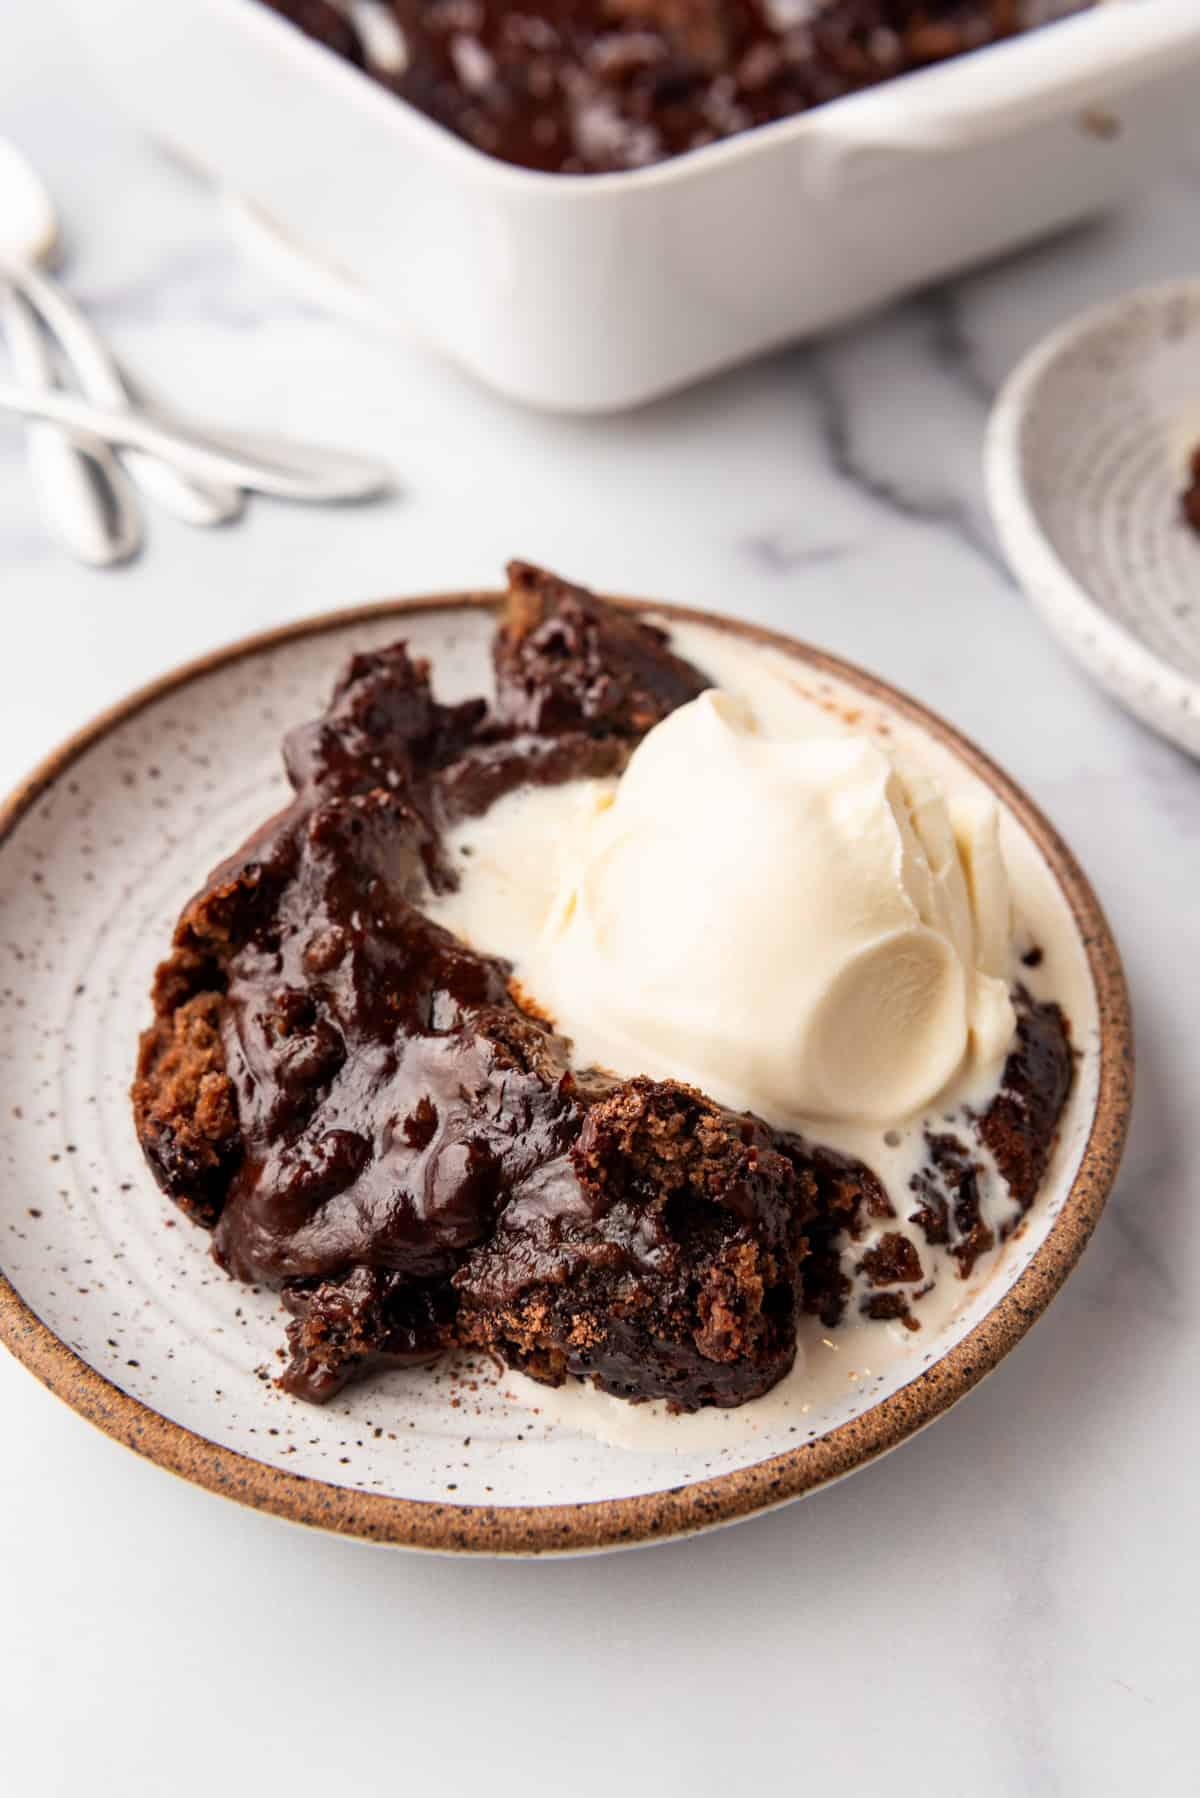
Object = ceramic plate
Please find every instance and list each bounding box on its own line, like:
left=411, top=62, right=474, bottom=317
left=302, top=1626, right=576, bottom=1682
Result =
left=0, top=596, right=1131, bottom=1554
left=986, top=279, right=1200, bottom=757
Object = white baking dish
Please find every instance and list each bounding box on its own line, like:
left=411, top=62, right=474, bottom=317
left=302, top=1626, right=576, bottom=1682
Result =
left=53, top=0, right=1200, bottom=412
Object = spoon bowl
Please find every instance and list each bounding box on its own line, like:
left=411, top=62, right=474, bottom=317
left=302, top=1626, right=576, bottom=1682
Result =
left=0, top=139, right=143, bottom=565
left=0, top=138, right=58, bottom=265
left=0, top=137, right=243, bottom=541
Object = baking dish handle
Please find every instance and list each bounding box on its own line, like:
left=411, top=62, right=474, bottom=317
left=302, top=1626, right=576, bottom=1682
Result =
left=807, top=3, right=1194, bottom=195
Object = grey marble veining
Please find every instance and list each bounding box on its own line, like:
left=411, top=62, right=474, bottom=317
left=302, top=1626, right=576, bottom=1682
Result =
left=1, top=8, right=1199, bottom=1797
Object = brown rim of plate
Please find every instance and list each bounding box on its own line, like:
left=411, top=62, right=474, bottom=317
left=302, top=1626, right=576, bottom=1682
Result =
left=0, top=591, right=1133, bottom=1556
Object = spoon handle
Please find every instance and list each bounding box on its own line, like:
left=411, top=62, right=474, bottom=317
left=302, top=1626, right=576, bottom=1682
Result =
left=0, top=284, right=142, bottom=567
left=3, top=258, right=244, bottom=528
left=0, top=381, right=394, bottom=503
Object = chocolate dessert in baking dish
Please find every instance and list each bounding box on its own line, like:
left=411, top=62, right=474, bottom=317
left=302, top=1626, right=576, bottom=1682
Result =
left=260, top=0, right=1095, bottom=173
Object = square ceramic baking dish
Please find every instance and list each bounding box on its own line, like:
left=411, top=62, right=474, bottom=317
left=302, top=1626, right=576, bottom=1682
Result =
left=55, top=0, right=1200, bottom=412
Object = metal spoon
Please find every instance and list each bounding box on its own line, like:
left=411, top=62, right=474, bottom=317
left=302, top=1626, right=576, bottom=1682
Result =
left=0, top=285, right=143, bottom=566
left=0, top=139, right=241, bottom=531
left=0, top=141, right=141, bottom=564
left=1, top=256, right=244, bottom=528
left=0, top=382, right=394, bottom=503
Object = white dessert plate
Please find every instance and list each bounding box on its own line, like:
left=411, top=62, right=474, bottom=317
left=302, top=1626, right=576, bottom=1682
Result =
left=0, top=596, right=1131, bottom=1554
left=986, top=279, right=1200, bottom=758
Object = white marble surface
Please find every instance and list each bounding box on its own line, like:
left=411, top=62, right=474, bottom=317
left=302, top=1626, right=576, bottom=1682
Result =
left=2, top=12, right=1199, bottom=1797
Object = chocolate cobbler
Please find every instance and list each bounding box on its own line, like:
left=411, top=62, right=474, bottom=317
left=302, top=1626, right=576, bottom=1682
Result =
left=259, top=0, right=1095, bottom=174
left=133, top=564, right=1073, bottom=1412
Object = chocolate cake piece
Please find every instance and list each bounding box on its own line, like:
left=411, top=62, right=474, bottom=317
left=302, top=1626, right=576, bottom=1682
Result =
left=912, top=1131, right=996, bottom=1279
left=132, top=639, right=487, bottom=1234
left=133, top=968, right=240, bottom=1229
left=910, top=989, right=1072, bottom=1282
left=456, top=1078, right=814, bottom=1409
left=279, top=1267, right=460, bottom=1402
left=794, top=988, right=1074, bottom=1327
left=784, top=1139, right=893, bottom=1328
left=135, top=564, right=810, bottom=1408
left=493, top=559, right=708, bottom=738
left=977, top=987, right=1073, bottom=1212
left=258, top=1, right=1092, bottom=175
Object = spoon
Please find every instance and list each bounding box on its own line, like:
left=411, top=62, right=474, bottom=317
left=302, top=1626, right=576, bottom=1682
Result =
left=0, top=382, right=394, bottom=503
left=0, top=139, right=242, bottom=533
left=2, top=256, right=245, bottom=529
left=0, top=142, right=142, bottom=564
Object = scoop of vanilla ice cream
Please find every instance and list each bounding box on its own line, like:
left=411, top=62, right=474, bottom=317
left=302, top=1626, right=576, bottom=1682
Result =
left=522, top=690, right=1016, bottom=1126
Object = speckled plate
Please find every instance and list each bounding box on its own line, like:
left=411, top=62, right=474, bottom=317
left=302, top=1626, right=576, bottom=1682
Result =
left=986, top=279, right=1200, bottom=758
left=0, top=596, right=1132, bottom=1554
